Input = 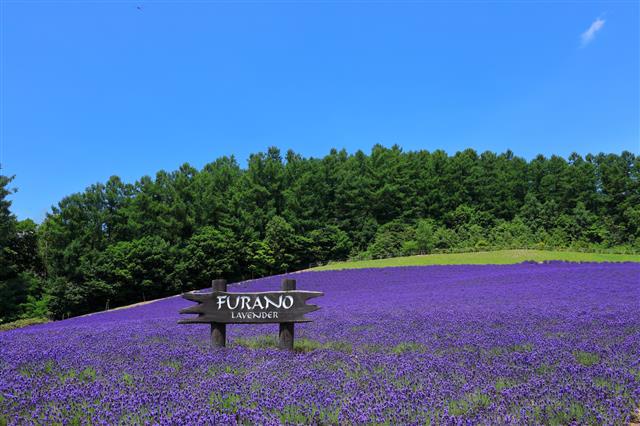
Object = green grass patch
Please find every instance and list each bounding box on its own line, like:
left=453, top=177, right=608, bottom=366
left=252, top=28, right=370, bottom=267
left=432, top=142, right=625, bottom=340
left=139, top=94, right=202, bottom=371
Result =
left=391, top=342, right=425, bottom=354
left=279, top=405, right=311, bottom=424
left=145, top=336, right=170, bottom=345
left=44, top=360, right=56, bottom=374
left=19, top=360, right=55, bottom=378
left=373, top=365, right=386, bottom=375
left=494, top=378, right=517, bottom=391
left=18, top=366, right=33, bottom=378
left=207, top=364, right=247, bottom=376
left=317, top=406, right=341, bottom=424
left=545, top=402, right=587, bottom=425
left=361, top=343, right=385, bottom=353
left=535, top=363, right=555, bottom=375
left=592, top=377, right=624, bottom=393
left=574, top=351, right=600, bottom=367
left=343, top=366, right=368, bottom=380
left=161, top=360, right=182, bottom=371
left=58, top=369, right=77, bottom=384
left=234, top=335, right=351, bottom=353
left=121, top=373, right=134, bottom=386
left=324, top=341, right=353, bottom=353
left=467, top=390, right=491, bottom=409
left=294, top=338, right=324, bottom=352
left=0, top=317, right=49, bottom=332
left=448, top=390, right=491, bottom=416
left=593, top=377, right=609, bottom=388
left=209, top=392, right=241, bottom=413
left=79, top=367, right=97, bottom=382
left=277, top=404, right=341, bottom=425
left=311, top=249, right=640, bottom=270
left=224, top=365, right=246, bottom=375
left=487, top=346, right=505, bottom=357
left=234, top=334, right=278, bottom=349
left=509, top=343, right=533, bottom=353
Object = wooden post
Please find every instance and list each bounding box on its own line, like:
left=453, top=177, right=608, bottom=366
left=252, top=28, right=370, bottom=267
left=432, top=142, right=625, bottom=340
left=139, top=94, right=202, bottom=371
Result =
left=211, top=279, right=227, bottom=347
left=279, top=278, right=296, bottom=351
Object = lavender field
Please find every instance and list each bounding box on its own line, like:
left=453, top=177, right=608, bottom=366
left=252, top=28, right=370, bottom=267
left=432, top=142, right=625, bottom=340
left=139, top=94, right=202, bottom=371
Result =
left=1, top=262, right=639, bottom=425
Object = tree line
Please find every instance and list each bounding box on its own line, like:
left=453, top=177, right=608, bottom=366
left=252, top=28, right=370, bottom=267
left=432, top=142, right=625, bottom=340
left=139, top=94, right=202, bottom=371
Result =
left=1, top=145, right=638, bottom=323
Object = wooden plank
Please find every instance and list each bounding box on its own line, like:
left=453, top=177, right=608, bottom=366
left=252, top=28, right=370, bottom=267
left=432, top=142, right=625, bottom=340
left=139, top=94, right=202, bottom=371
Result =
left=211, top=279, right=227, bottom=348
left=278, top=279, right=295, bottom=350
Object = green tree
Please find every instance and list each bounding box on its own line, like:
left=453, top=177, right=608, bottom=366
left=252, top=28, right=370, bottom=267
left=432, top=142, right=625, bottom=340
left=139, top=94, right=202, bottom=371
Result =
left=308, top=225, right=352, bottom=263
left=8, top=146, right=637, bottom=321
left=367, top=221, right=411, bottom=259
left=414, top=219, right=436, bottom=254
left=0, top=173, right=17, bottom=280
left=87, top=236, right=180, bottom=311
left=489, top=218, right=534, bottom=248
left=11, top=219, right=43, bottom=275
left=0, top=276, right=29, bottom=322
left=245, top=240, right=274, bottom=278
left=264, top=216, right=298, bottom=273
left=179, top=226, right=239, bottom=288
left=0, top=173, right=24, bottom=322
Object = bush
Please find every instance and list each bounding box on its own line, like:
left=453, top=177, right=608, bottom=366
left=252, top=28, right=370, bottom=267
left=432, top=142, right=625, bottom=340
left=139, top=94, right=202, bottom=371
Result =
left=414, top=219, right=436, bottom=254
left=401, top=240, right=419, bottom=256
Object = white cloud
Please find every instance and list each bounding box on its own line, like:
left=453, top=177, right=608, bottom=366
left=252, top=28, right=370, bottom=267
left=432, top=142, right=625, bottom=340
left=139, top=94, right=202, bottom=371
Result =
left=581, top=18, right=605, bottom=47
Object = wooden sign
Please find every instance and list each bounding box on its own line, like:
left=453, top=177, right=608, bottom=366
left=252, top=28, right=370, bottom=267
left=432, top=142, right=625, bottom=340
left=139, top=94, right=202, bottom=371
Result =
left=178, top=279, right=323, bottom=350
left=178, top=290, right=323, bottom=324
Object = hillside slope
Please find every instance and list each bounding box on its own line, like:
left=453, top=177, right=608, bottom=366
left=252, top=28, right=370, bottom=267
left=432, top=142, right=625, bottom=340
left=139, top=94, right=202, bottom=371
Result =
left=1, top=262, right=639, bottom=424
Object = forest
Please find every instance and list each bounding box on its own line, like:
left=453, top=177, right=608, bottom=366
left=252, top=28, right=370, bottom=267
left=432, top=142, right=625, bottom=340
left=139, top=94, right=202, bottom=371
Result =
left=1, top=145, right=638, bottom=323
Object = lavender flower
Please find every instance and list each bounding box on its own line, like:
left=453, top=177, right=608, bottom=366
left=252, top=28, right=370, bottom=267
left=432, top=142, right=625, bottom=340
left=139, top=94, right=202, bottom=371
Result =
left=1, top=262, right=639, bottom=424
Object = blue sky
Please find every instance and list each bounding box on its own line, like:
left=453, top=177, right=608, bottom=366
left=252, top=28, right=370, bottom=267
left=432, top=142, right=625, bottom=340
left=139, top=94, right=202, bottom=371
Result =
left=1, top=1, right=638, bottom=221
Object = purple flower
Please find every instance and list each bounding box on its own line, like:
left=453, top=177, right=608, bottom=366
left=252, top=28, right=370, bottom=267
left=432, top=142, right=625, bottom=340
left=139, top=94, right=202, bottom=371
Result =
left=0, top=262, right=639, bottom=424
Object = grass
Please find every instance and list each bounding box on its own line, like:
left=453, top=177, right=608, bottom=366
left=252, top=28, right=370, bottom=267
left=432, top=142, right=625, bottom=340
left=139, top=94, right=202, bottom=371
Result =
left=391, top=342, right=425, bottom=354
left=209, top=392, right=241, bottom=413
left=310, top=249, right=640, bottom=271
left=574, top=351, right=600, bottom=367
left=121, top=373, right=134, bottom=386
left=0, top=317, right=49, bottom=332
left=234, top=335, right=352, bottom=353
left=448, top=390, right=491, bottom=416
left=535, top=363, right=555, bottom=375
left=277, top=404, right=341, bottom=425
left=494, top=378, right=517, bottom=391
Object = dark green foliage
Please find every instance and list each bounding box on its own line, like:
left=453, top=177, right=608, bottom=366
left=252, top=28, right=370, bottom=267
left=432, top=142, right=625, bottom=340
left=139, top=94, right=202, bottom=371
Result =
left=414, top=219, right=437, bottom=254
left=178, top=226, right=239, bottom=288
left=0, top=275, right=29, bottom=321
left=264, top=215, right=298, bottom=273
left=0, top=174, right=43, bottom=323
left=574, top=351, right=600, bottom=367
left=1, top=147, right=639, bottom=321
left=0, top=174, right=17, bottom=281
left=87, top=236, right=180, bottom=309
left=366, top=221, right=413, bottom=259
left=489, top=218, right=535, bottom=249
left=308, top=225, right=352, bottom=264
